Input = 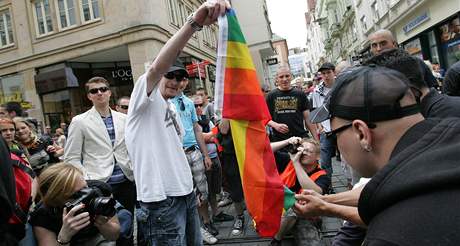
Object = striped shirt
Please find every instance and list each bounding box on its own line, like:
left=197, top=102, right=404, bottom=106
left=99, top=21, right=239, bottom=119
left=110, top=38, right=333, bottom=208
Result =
left=102, top=114, right=127, bottom=184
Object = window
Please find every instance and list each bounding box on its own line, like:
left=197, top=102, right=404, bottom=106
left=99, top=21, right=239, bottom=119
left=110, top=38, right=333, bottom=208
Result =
left=80, top=0, right=100, bottom=22
left=360, top=15, right=367, bottom=31
left=167, top=0, right=180, bottom=26
left=56, top=0, right=76, bottom=29
left=0, top=9, right=14, bottom=48
left=371, top=1, right=379, bottom=22
left=33, top=0, right=54, bottom=36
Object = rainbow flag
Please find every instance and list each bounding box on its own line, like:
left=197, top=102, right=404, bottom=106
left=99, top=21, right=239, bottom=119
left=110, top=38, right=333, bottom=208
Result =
left=215, top=9, right=295, bottom=237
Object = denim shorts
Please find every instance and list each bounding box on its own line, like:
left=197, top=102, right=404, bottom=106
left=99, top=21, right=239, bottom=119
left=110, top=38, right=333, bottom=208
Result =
left=136, top=192, right=202, bottom=246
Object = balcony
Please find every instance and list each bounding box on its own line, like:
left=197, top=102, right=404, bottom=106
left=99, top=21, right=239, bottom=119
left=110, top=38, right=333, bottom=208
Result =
left=331, top=23, right=341, bottom=37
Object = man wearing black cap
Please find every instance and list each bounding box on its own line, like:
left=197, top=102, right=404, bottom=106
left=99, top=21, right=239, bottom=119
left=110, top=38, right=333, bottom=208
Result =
left=294, top=65, right=460, bottom=245
left=310, top=62, right=337, bottom=178
left=266, top=65, right=318, bottom=143
left=125, top=1, right=230, bottom=245
left=365, top=48, right=460, bottom=118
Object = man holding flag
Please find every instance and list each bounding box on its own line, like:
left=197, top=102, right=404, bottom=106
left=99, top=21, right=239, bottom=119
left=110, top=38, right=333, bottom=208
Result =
left=125, top=1, right=230, bottom=245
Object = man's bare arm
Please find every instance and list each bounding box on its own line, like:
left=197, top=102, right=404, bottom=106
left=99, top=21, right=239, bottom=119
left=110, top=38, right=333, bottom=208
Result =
left=145, top=1, right=230, bottom=94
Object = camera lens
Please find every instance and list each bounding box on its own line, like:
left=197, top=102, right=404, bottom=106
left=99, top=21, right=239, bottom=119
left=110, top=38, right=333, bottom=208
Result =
left=91, top=197, right=116, bottom=217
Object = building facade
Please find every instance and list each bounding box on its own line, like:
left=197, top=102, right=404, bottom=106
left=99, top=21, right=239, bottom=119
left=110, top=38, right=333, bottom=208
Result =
left=267, top=33, right=289, bottom=89
left=314, top=0, right=359, bottom=64
left=304, top=0, right=325, bottom=77
left=353, top=0, right=459, bottom=69
left=0, top=0, right=218, bottom=128
left=231, top=0, right=275, bottom=89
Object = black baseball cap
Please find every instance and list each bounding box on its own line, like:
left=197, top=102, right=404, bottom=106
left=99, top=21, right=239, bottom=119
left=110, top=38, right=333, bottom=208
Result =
left=309, top=65, right=420, bottom=124
left=318, top=62, right=335, bottom=72
left=167, top=58, right=187, bottom=73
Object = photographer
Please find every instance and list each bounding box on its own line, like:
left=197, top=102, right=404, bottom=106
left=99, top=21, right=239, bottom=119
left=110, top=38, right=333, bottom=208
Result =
left=269, top=138, right=331, bottom=246
left=30, top=163, right=120, bottom=246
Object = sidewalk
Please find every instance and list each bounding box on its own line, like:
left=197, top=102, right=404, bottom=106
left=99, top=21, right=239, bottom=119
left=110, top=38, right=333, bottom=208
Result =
left=215, top=158, right=349, bottom=245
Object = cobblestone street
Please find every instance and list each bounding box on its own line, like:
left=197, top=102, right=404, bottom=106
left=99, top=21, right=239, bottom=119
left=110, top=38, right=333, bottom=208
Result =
left=215, top=158, right=348, bottom=245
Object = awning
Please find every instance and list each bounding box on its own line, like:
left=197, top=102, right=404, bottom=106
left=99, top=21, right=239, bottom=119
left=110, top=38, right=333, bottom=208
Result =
left=35, top=67, right=79, bottom=94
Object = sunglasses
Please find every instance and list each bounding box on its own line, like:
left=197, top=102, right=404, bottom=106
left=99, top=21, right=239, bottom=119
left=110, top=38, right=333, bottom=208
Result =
left=119, top=105, right=129, bottom=110
left=88, top=86, right=110, bottom=94
left=194, top=103, right=203, bottom=108
left=325, top=122, right=377, bottom=139
left=325, top=123, right=352, bottom=139
left=164, top=71, right=188, bottom=82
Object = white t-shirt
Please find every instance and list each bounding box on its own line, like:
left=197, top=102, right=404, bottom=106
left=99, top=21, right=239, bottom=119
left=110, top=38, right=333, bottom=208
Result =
left=311, top=85, right=332, bottom=132
left=125, top=74, right=193, bottom=202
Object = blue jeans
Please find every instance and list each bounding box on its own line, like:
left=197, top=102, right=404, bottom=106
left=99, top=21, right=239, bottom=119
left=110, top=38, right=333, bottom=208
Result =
left=136, top=192, right=202, bottom=246
left=320, top=133, right=336, bottom=178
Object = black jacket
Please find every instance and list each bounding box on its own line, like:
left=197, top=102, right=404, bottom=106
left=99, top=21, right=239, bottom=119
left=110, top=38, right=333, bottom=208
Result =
left=420, top=88, right=460, bottom=118
left=359, top=118, right=460, bottom=246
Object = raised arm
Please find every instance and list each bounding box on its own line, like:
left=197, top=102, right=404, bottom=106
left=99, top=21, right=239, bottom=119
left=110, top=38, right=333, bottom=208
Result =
left=145, top=0, right=230, bottom=94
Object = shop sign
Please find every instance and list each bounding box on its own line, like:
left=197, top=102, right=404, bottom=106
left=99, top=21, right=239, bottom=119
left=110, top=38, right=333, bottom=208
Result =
left=0, top=91, right=23, bottom=105
left=266, top=58, right=278, bottom=65
left=111, top=68, right=132, bottom=81
left=403, top=11, right=430, bottom=34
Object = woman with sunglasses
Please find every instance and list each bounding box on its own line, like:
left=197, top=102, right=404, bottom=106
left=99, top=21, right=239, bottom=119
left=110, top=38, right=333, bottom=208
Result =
left=13, top=117, right=63, bottom=176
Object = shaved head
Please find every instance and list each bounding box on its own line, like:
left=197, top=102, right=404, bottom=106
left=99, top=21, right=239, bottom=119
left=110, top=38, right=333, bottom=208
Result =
left=369, top=29, right=398, bottom=55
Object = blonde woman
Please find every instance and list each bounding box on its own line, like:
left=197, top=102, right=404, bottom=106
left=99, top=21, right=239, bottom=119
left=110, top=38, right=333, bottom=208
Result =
left=13, top=117, right=63, bottom=176
left=30, top=163, right=120, bottom=246
left=55, top=128, right=66, bottom=149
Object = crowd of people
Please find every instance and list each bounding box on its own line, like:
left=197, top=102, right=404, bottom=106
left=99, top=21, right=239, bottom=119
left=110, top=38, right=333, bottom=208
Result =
left=1, top=1, right=460, bottom=246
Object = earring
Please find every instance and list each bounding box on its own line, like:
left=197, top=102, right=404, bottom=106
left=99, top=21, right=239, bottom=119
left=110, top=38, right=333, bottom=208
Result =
left=364, top=145, right=372, bottom=152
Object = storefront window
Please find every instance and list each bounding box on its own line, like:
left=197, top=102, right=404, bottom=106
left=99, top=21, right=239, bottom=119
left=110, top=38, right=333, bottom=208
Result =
left=404, top=38, right=423, bottom=59
left=42, top=90, right=71, bottom=128
left=0, top=73, right=34, bottom=110
left=439, top=16, right=460, bottom=68
left=428, top=30, right=440, bottom=64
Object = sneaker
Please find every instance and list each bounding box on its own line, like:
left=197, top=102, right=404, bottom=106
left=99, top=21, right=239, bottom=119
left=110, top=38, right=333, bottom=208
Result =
left=213, top=212, right=234, bottom=222
left=217, top=196, right=233, bottom=207
left=201, top=227, right=218, bottom=245
left=269, top=238, right=282, bottom=246
left=231, top=215, right=245, bottom=236
left=204, top=222, right=219, bottom=236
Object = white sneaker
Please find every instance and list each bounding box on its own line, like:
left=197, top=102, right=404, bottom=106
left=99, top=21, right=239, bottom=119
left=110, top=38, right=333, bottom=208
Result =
left=201, top=227, right=218, bottom=245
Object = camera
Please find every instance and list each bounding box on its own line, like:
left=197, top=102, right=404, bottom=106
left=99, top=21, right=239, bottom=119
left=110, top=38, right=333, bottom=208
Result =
left=287, top=142, right=302, bottom=154
left=64, top=187, right=116, bottom=218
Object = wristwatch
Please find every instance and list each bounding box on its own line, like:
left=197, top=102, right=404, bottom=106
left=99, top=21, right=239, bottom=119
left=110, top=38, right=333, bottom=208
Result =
left=187, top=13, right=203, bottom=32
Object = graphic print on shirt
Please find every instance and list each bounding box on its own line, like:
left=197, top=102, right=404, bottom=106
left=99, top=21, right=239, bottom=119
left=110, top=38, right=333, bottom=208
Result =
left=274, top=96, right=298, bottom=114
left=165, top=105, right=182, bottom=138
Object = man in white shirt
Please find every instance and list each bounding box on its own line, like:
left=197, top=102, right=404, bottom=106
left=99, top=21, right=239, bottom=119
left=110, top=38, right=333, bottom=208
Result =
left=125, top=1, right=230, bottom=245
left=310, top=62, right=337, bottom=179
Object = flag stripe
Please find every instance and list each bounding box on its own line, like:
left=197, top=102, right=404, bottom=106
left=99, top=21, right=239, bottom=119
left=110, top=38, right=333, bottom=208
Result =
left=224, top=68, right=261, bottom=95
left=226, top=41, right=255, bottom=70
left=227, top=12, right=246, bottom=43
left=215, top=12, right=229, bottom=112
left=223, top=94, right=270, bottom=121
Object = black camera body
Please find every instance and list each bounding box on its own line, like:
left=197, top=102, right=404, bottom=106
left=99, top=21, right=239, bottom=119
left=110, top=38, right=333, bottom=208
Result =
left=64, top=187, right=116, bottom=219
left=287, top=143, right=302, bottom=154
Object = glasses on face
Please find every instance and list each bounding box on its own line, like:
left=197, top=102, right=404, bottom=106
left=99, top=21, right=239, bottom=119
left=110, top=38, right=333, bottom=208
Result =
left=88, top=86, right=110, bottom=94
left=194, top=103, right=203, bottom=108
left=164, top=71, right=187, bottom=82
left=119, top=105, right=129, bottom=110
left=325, top=123, right=353, bottom=139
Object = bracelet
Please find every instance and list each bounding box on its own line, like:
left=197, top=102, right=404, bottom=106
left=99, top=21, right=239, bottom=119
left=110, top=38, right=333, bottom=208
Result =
left=57, top=237, right=71, bottom=245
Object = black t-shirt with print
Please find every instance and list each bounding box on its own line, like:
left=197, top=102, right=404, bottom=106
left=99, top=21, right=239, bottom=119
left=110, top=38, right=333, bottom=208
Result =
left=266, top=88, right=311, bottom=141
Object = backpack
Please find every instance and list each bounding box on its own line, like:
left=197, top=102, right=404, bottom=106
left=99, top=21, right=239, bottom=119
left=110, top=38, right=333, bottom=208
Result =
left=8, top=152, right=34, bottom=240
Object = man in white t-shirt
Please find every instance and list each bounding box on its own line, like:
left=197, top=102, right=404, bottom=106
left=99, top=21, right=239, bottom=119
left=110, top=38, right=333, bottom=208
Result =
left=125, top=1, right=230, bottom=245
left=310, top=62, right=337, bottom=179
